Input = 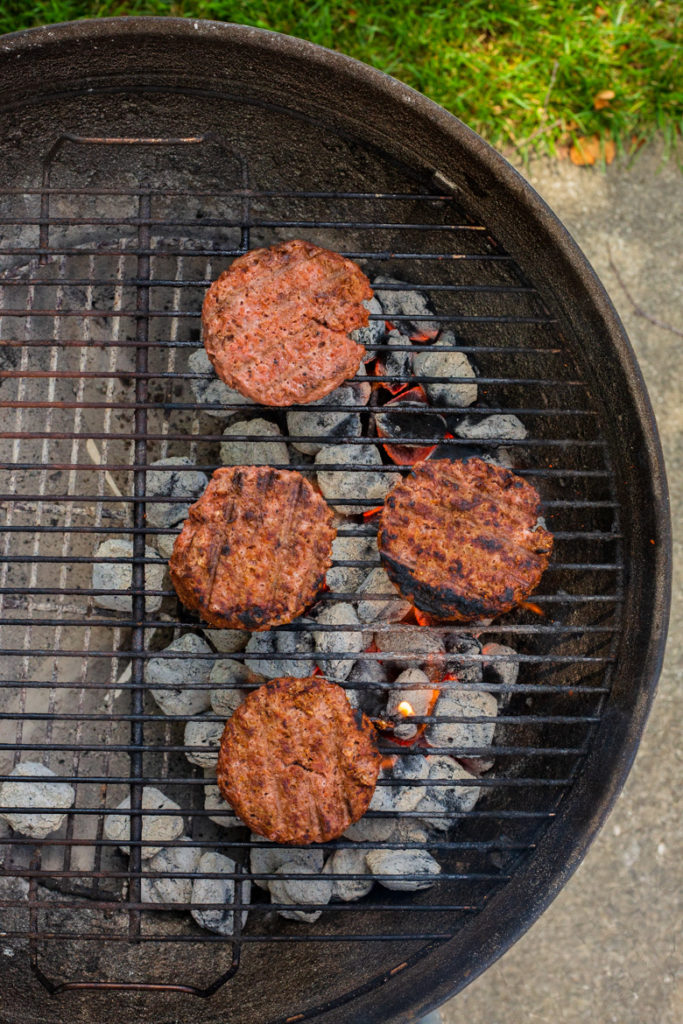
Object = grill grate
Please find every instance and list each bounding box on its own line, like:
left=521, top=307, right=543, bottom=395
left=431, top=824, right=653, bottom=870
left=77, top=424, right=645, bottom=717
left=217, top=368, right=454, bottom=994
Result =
left=0, top=134, right=624, bottom=995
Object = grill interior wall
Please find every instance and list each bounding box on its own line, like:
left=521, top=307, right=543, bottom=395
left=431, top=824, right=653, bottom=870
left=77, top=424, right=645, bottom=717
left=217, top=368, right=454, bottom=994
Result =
left=0, top=122, right=622, bottom=1004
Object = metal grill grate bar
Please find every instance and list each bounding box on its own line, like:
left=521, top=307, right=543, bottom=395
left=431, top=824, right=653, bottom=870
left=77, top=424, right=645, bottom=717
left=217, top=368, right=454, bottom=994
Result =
left=0, top=153, right=624, bottom=989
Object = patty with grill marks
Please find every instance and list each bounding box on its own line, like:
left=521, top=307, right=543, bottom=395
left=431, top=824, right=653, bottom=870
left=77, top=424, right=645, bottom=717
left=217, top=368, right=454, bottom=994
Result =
left=169, top=466, right=336, bottom=631
left=378, top=458, right=553, bottom=622
left=217, top=676, right=381, bottom=844
left=202, top=239, right=373, bottom=407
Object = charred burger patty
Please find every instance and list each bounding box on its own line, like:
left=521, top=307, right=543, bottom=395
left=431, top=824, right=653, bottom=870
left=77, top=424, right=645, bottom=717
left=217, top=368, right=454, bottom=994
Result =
left=378, top=457, right=553, bottom=622
left=169, top=465, right=336, bottom=630
left=202, top=239, right=372, bottom=407
left=217, top=676, right=381, bottom=844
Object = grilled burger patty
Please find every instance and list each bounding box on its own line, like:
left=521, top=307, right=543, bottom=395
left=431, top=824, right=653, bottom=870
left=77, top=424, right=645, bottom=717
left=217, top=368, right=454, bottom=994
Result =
left=378, top=458, right=553, bottom=622
left=202, top=239, right=373, bottom=406
left=169, top=466, right=336, bottom=630
left=217, top=676, right=381, bottom=844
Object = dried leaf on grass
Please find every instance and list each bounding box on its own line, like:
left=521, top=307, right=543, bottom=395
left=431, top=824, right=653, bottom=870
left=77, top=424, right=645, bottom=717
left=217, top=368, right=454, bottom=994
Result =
left=569, top=134, right=616, bottom=166
left=594, top=89, right=616, bottom=110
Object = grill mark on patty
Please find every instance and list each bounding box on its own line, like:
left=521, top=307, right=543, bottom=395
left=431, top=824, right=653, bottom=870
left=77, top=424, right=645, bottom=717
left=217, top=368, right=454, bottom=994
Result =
left=217, top=677, right=380, bottom=844
left=393, top=496, right=547, bottom=584
left=202, top=239, right=371, bottom=407
left=378, top=458, right=553, bottom=622
left=267, top=473, right=304, bottom=613
left=170, top=467, right=335, bottom=630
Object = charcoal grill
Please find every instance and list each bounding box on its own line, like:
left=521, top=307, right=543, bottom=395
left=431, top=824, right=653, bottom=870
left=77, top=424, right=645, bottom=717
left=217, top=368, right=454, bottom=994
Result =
left=0, top=18, right=671, bottom=1024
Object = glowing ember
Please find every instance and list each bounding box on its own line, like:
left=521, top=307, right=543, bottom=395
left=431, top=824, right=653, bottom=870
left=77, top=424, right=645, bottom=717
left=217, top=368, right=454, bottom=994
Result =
left=370, top=359, right=412, bottom=397
left=362, top=505, right=384, bottom=519
left=413, top=608, right=436, bottom=627
left=380, top=755, right=398, bottom=771
left=375, top=385, right=446, bottom=465
left=397, top=700, right=414, bottom=717
left=519, top=600, right=545, bottom=616
left=409, top=329, right=439, bottom=342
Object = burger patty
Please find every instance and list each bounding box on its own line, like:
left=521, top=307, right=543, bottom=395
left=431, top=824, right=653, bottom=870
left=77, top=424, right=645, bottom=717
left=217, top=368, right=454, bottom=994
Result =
left=169, top=466, right=336, bottom=630
left=202, top=239, right=373, bottom=406
left=217, top=676, right=381, bottom=844
left=378, top=458, right=553, bottom=622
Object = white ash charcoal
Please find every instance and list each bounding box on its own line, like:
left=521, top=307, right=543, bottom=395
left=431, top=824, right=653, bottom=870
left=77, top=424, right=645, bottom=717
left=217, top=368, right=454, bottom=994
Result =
left=204, top=777, right=241, bottom=829
left=190, top=851, right=250, bottom=935
left=245, top=621, right=316, bottom=679
left=145, top=457, right=208, bottom=528
left=351, top=295, right=385, bottom=360
left=486, top=447, right=515, bottom=469
left=315, top=442, right=395, bottom=516
left=219, top=417, right=289, bottom=467
left=147, top=633, right=214, bottom=717
left=386, top=668, right=435, bottom=739
left=443, top=633, right=483, bottom=685
left=356, top=566, right=411, bottom=625
left=426, top=689, right=497, bottom=754
left=373, top=624, right=445, bottom=676
left=455, top=413, right=528, bottom=441
left=313, top=602, right=364, bottom=682
left=141, top=838, right=201, bottom=906
left=183, top=715, right=223, bottom=768
left=92, top=538, right=165, bottom=613
left=326, top=530, right=377, bottom=594
left=344, top=815, right=397, bottom=844
left=482, top=641, right=519, bottom=698
left=396, top=818, right=430, bottom=845
left=412, top=331, right=477, bottom=407
left=286, top=381, right=371, bottom=455
left=413, top=755, right=480, bottom=832
left=153, top=531, right=177, bottom=561
left=365, top=848, right=441, bottom=892
left=346, top=655, right=390, bottom=716
left=381, top=328, right=413, bottom=378
left=0, top=761, right=75, bottom=839
left=347, top=654, right=390, bottom=687
left=373, top=275, right=436, bottom=335
left=344, top=688, right=362, bottom=709
left=370, top=755, right=430, bottom=814
left=209, top=657, right=263, bottom=717
left=323, top=848, right=373, bottom=902
left=250, top=835, right=324, bottom=891
left=104, top=787, right=184, bottom=859
left=188, top=347, right=250, bottom=420
left=482, top=642, right=519, bottom=685
left=202, top=627, right=250, bottom=654
left=268, top=860, right=333, bottom=923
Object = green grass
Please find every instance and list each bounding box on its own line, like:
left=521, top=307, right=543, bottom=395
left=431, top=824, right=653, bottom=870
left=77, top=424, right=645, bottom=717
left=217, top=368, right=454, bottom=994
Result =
left=1, top=1, right=680, bottom=159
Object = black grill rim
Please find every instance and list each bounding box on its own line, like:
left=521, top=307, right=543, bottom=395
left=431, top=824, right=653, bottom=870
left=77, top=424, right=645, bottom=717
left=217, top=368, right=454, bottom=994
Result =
left=0, top=17, right=672, bottom=1024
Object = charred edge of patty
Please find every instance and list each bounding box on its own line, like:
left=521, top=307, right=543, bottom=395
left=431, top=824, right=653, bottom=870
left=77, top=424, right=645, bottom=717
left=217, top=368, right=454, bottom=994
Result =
left=379, top=549, right=512, bottom=621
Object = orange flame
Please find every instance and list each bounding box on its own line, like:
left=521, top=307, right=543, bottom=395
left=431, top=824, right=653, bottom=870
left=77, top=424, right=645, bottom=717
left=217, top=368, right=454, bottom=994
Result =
left=413, top=607, right=436, bottom=627
left=363, top=505, right=384, bottom=519
left=379, top=688, right=441, bottom=747
left=519, top=600, right=545, bottom=617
